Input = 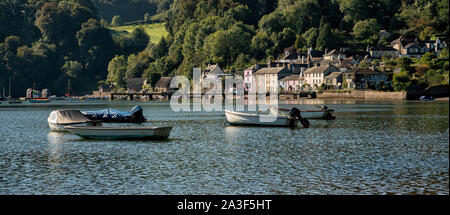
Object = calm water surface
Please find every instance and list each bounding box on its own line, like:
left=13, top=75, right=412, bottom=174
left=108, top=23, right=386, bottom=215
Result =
left=0, top=99, right=448, bottom=194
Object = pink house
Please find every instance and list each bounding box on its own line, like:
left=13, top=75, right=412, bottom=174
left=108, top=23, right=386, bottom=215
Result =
left=243, top=64, right=260, bottom=92
left=279, top=75, right=304, bottom=93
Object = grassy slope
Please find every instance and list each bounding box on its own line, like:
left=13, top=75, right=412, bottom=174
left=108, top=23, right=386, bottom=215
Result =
left=108, top=23, right=168, bottom=44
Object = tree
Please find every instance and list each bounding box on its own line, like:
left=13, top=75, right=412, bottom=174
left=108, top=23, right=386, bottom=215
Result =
left=258, top=12, right=287, bottom=35
left=420, top=52, right=437, bottom=66
left=130, top=27, right=150, bottom=51
left=316, top=22, right=334, bottom=50
left=251, top=31, right=273, bottom=60
left=62, top=60, right=83, bottom=78
left=302, top=28, right=319, bottom=49
left=353, top=19, right=380, bottom=43
left=152, top=36, right=168, bottom=59
left=125, top=53, right=148, bottom=80
left=107, top=55, right=127, bottom=88
left=294, top=35, right=305, bottom=50
left=392, top=70, right=410, bottom=91
left=285, top=0, right=322, bottom=34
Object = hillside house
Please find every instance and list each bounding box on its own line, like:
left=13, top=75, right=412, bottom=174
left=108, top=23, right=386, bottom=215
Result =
left=126, top=78, right=146, bottom=93
left=303, top=64, right=339, bottom=89
left=345, top=68, right=387, bottom=90
left=279, top=75, right=303, bottom=93
left=324, top=72, right=343, bottom=89
left=391, top=36, right=429, bottom=58
left=154, top=77, right=173, bottom=93
left=254, top=67, right=292, bottom=93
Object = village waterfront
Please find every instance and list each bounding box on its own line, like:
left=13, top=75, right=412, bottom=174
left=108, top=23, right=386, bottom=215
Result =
left=0, top=99, right=448, bottom=195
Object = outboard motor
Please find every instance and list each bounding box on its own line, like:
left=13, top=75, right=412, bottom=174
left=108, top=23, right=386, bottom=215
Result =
left=288, top=107, right=310, bottom=128
left=130, top=105, right=146, bottom=123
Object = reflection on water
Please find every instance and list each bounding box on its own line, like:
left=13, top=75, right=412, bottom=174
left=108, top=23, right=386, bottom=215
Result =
left=0, top=100, right=448, bottom=194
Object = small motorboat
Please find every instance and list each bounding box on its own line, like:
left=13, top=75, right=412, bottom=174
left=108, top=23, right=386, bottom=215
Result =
left=277, top=106, right=335, bottom=120
left=30, top=98, right=51, bottom=103
left=225, top=107, right=310, bottom=128
left=64, top=126, right=172, bottom=140
left=419, top=95, right=434, bottom=101
left=48, top=110, right=100, bottom=132
left=82, top=105, right=146, bottom=123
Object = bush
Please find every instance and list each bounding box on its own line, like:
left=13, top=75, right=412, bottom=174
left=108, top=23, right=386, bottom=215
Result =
left=392, top=71, right=410, bottom=91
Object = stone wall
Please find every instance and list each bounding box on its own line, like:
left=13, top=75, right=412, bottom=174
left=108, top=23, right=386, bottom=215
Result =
left=317, top=90, right=407, bottom=100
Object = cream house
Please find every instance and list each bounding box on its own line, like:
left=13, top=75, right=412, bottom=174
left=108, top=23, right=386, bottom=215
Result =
left=303, top=64, right=339, bottom=89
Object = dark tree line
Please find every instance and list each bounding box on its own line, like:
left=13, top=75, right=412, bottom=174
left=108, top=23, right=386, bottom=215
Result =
left=0, top=0, right=114, bottom=96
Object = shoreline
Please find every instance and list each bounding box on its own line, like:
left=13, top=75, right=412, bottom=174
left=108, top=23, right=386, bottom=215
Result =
left=1, top=97, right=448, bottom=108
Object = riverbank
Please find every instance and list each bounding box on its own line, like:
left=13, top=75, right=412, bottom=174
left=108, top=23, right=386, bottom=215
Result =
left=317, top=91, right=407, bottom=100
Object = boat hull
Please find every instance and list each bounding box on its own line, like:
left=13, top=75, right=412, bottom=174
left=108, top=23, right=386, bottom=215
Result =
left=299, top=110, right=335, bottom=120
left=65, top=126, right=172, bottom=140
left=225, top=110, right=297, bottom=127
left=30, top=98, right=51, bottom=103
left=48, top=122, right=88, bottom=132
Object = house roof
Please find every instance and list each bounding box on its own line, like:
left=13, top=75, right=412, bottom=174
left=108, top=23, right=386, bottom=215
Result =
left=280, top=75, right=301, bottom=81
left=304, top=65, right=337, bottom=74
left=324, top=49, right=337, bottom=56
left=325, top=72, right=342, bottom=79
left=403, top=42, right=422, bottom=49
left=155, top=77, right=173, bottom=88
left=205, top=64, right=218, bottom=71
left=352, top=68, right=385, bottom=75
left=126, top=78, right=146, bottom=90
left=280, top=52, right=299, bottom=61
left=254, top=67, right=291, bottom=74
left=369, top=46, right=398, bottom=51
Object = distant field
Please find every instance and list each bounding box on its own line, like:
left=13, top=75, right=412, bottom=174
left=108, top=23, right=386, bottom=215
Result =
left=108, top=23, right=168, bottom=44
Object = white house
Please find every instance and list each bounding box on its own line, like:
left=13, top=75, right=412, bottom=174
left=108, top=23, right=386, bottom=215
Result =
left=303, top=64, right=339, bottom=89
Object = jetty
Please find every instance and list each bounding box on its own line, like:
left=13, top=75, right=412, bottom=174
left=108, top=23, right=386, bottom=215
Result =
left=110, top=92, right=171, bottom=101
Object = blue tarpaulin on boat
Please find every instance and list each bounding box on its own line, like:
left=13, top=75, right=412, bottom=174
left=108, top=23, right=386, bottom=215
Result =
left=82, top=105, right=146, bottom=123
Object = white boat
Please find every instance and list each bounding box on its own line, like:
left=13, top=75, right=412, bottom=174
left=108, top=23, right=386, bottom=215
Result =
left=48, top=110, right=96, bottom=132
left=224, top=110, right=298, bottom=127
left=64, top=126, right=172, bottom=140
left=290, top=109, right=334, bottom=120
left=224, top=107, right=334, bottom=127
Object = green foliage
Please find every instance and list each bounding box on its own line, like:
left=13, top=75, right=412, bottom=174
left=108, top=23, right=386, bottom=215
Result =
left=107, top=55, right=127, bottom=88
left=0, top=0, right=114, bottom=96
left=302, top=28, right=319, bottom=48
left=130, top=27, right=150, bottom=50
left=398, top=57, right=413, bottom=68
left=62, top=60, right=83, bottom=78
left=316, top=22, right=334, bottom=50
left=393, top=71, right=411, bottom=91
left=423, top=69, right=447, bottom=86
left=294, top=35, right=305, bottom=50
left=420, top=52, right=437, bottom=66
left=352, top=19, right=380, bottom=44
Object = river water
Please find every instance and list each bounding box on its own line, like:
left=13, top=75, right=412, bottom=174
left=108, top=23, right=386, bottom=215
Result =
left=0, top=99, right=448, bottom=194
